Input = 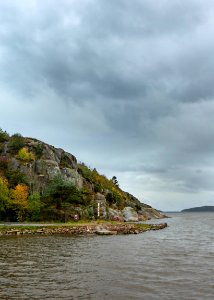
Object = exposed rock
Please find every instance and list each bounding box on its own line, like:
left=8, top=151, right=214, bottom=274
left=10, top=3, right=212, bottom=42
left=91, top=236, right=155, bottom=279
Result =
left=61, top=152, right=77, bottom=169
left=0, top=223, right=168, bottom=236
left=95, top=226, right=117, bottom=235
left=138, top=209, right=152, bottom=221
left=35, top=159, right=61, bottom=179
left=123, top=206, right=139, bottom=222
left=61, top=168, right=83, bottom=189
left=144, top=208, right=166, bottom=219
left=108, top=208, right=124, bottom=221
left=8, top=157, right=20, bottom=170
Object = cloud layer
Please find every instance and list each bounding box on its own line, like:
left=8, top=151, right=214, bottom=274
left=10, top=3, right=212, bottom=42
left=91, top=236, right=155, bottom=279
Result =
left=1, top=0, right=214, bottom=210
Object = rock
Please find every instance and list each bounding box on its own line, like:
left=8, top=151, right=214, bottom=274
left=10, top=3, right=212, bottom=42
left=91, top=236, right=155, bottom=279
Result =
left=35, top=159, right=60, bottom=177
left=8, top=158, right=20, bottom=170
left=108, top=208, right=124, bottom=221
left=123, top=207, right=139, bottom=222
left=144, top=208, right=166, bottom=219
left=95, top=225, right=117, bottom=235
left=138, top=209, right=152, bottom=221
left=96, top=229, right=117, bottom=235
left=61, top=152, right=77, bottom=169
left=61, top=168, right=83, bottom=189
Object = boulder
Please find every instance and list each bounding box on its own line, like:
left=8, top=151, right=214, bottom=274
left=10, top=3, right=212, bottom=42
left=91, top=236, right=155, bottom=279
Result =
left=123, top=207, right=139, bottom=222
left=144, top=208, right=166, bottom=219
left=108, top=208, right=124, bottom=221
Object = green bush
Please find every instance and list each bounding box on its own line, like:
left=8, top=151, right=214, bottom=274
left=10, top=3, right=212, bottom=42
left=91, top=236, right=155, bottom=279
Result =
left=34, top=143, right=43, bottom=158
left=5, top=169, right=28, bottom=188
left=0, top=128, right=10, bottom=143
left=0, top=157, right=9, bottom=170
left=78, top=163, right=93, bottom=182
left=106, top=192, right=114, bottom=204
left=43, top=175, right=84, bottom=209
left=27, top=192, right=42, bottom=221
left=8, top=133, right=25, bottom=153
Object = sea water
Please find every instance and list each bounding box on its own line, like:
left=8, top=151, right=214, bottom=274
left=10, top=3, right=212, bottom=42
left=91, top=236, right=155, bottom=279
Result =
left=0, top=212, right=214, bottom=299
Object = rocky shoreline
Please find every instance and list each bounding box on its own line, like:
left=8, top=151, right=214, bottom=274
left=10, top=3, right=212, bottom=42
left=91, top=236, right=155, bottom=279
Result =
left=0, top=222, right=167, bottom=236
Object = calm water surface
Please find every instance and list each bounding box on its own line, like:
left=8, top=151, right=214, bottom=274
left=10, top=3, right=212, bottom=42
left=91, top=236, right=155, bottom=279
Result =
left=0, top=213, right=214, bottom=299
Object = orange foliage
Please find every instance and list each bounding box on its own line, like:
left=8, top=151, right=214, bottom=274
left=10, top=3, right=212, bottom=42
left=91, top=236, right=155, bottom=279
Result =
left=10, top=184, right=29, bottom=208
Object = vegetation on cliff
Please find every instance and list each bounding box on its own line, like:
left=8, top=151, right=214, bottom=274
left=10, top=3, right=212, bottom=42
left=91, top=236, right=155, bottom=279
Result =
left=0, top=128, right=165, bottom=222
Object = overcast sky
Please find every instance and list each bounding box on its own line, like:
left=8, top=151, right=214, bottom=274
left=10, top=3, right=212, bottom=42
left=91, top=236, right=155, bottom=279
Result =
left=1, top=0, right=214, bottom=211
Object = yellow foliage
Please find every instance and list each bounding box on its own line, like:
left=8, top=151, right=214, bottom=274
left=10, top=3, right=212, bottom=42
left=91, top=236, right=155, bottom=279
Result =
left=18, top=147, right=35, bottom=162
left=10, top=184, right=29, bottom=208
left=0, top=176, right=8, bottom=189
left=0, top=177, right=10, bottom=211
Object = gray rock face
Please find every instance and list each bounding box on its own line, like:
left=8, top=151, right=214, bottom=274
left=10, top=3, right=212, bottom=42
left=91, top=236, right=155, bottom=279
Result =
left=35, top=159, right=61, bottom=179
left=123, top=207, right=139, bottom=222
left=61, top=152, right=77, bottom=169
left=108, top=208, right=124, bottom=221
left=138, top=209, right=151, bottom=221
left=5, top=139, right=81, bottom=194
left=143, top=208, right=166, bottom=219
left=61, top=168, right=83, bottom=189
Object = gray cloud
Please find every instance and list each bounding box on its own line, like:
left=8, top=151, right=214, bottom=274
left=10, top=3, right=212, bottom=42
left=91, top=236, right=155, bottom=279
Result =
left=1, top=0, right=214, bottom=210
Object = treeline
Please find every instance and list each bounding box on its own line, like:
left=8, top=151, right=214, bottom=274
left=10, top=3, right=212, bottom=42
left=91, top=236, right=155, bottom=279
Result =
left=0, top=174, right=92, bottom=222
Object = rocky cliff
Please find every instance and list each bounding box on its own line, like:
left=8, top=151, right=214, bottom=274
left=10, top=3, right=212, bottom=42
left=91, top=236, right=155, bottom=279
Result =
left=0, top=131, right=166, bottom=222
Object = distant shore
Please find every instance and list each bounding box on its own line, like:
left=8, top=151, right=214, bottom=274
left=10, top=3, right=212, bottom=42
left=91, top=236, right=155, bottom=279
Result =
left=0, top=222, right=167, bottom=236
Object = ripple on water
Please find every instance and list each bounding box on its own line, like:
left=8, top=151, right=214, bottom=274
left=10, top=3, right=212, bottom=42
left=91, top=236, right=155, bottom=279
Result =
left=0, top=213, right=214, bottom=299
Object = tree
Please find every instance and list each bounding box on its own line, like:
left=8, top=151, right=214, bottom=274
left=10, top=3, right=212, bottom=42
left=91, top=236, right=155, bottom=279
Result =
left=0, top=177, right=10, bottom=214
left=8, top=133, right=25, bottom=153
left=44, top=176, right=82, bottom=209
left=27, top=192, right=42, bottom=221
left=10, top=184, right=29, bottom=221
left=5, top=169, right=27, bottom=188
left=0, top=128, right=9, bottom=143
left=111, top=176, right=119, bottom=187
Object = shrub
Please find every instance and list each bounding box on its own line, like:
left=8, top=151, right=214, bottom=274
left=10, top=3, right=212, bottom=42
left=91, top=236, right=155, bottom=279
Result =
left=0, top=156, right=9, bottom=170
left=5, top=169, right=27, bottom=188
left=8, top=133, right=25, bottom=153
left=78, top=163, right=93, bottom=182
left=106, top=192, right=114, bottom=204
left=34, top=143, right=43, bottom=158
left=43, top=176, right=83, bottom=209
left=0, top=177, right=10, bottom=213
left=18, top=147, right=35, bottom=162
left=94, top=183, right=102, bottom=193
left=0, top=128, right=10, bottom=143
left=27, top=192, right=42, bottom=221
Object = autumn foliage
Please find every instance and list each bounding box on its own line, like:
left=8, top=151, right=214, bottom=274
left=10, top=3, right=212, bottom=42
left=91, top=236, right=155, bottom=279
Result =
left=18, top=147, right=35, bottom=161
left=0, top=177, right=10, bottom=213
left=10, top=184, right=29, bottom=207
left=10, top=184, right=29, bottom=221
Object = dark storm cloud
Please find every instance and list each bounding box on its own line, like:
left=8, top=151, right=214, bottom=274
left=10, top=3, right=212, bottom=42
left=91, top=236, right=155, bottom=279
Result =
left=1, top=0, right=214, bottom=209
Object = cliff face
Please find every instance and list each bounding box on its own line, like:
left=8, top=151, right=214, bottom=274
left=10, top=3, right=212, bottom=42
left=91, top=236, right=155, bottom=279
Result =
left=0, top=134, right=166, bottom=222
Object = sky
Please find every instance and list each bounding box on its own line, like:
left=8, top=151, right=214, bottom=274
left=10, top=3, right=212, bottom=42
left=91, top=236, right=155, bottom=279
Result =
left=1, top=0, right=214, bottom=211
